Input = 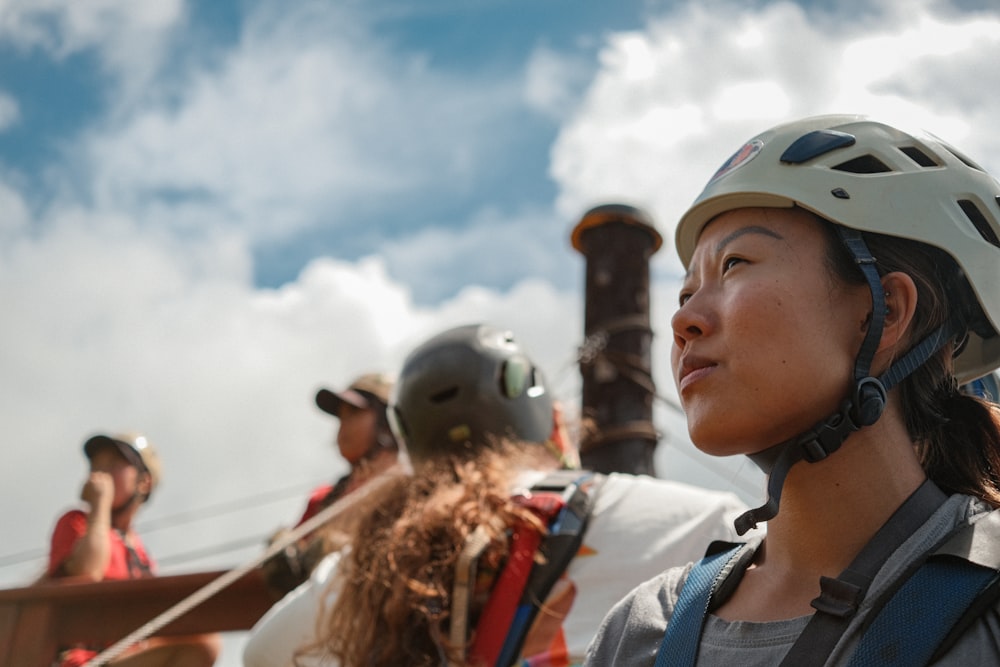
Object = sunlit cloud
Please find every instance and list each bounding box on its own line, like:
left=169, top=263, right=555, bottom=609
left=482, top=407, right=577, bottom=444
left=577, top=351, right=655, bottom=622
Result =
left=552, top=0, right=1000, bottom=269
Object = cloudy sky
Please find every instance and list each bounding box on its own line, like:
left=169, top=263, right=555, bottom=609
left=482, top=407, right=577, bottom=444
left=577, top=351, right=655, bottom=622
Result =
left=2, top=0, right=999, bottom=662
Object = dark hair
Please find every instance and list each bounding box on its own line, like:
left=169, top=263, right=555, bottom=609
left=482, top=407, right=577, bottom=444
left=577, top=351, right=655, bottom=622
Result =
left=817, top=212, right=1000, bottom=506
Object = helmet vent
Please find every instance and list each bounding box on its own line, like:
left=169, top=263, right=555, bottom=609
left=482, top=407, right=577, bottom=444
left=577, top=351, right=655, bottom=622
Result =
left=957, top=199, right=1000, bottom=248
left=831, top=155, right=891, bottom=174
left=943, top=146, right=983, bottom=171
left=430, top=386, right=460, bottom=403
left=898, top=146, right=939, bottom=168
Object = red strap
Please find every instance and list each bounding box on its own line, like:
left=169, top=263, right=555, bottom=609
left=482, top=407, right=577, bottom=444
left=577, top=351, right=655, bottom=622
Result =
left=468, top=492, right=565, bottom=666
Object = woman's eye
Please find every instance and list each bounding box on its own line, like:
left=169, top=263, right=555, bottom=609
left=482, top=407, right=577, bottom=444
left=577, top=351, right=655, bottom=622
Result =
left=678, top=291, right=692, bottom=306
left=722, top=256, right=744, bottom=272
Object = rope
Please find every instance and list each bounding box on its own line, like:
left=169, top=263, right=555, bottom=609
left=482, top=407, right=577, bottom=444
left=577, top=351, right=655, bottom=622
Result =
left=83, top=465, right=408, bottom=666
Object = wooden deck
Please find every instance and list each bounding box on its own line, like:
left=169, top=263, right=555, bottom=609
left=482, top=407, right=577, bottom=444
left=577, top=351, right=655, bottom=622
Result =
left=0, top=568, right=272, bottom=667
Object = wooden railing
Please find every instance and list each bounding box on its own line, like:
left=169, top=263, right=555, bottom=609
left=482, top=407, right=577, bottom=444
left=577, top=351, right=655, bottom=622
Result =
left=0, top=568, right=272, bottom=667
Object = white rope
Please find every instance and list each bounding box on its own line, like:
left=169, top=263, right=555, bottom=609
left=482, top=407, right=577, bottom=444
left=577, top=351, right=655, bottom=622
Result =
left=84, top=465, right=408, bottom=666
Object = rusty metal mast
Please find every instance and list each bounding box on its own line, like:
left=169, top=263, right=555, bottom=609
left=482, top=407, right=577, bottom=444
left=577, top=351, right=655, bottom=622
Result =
left=571, top=203, right=663, bottom=476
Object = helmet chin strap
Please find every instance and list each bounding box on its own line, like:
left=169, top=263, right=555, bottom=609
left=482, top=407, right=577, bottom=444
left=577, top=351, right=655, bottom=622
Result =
left=733, top=228, right=958, bottom=536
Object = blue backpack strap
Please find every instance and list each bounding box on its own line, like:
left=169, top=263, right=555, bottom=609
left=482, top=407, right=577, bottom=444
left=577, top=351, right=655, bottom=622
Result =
left=847, top=557, right=998, bottom=666
left=848, top=507, right=1000, bottom=666
left=654, top=542, right=746, bottom=667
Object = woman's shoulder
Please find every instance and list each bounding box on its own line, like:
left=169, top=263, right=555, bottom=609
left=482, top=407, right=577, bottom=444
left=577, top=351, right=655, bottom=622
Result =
left=584, top=562, right=695, bottom=665
left=52, top=508, right=88, bottom=531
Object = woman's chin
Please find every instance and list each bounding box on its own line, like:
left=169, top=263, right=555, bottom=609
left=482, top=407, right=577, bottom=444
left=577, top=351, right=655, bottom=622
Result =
left=689, top=436, right=756, bottom=459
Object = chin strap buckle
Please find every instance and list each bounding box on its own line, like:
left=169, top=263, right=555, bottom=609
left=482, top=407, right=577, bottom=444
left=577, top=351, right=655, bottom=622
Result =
left=799, top=400, right=859, bottom=463
left=799, top=376, right=886, bottom=463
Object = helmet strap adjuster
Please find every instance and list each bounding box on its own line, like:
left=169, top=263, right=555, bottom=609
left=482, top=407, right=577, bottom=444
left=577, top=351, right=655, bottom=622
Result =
left=850, top=376, right=887, bottom=427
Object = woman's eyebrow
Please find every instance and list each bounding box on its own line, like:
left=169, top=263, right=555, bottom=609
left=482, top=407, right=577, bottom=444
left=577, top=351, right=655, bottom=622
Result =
left=685, top=224, right=785, bottom=280
left=715, top=225, right=784, bottom=255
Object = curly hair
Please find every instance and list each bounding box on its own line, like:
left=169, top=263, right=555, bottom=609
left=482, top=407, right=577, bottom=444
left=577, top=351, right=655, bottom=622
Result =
left=293, top=441, right=553, bottom=667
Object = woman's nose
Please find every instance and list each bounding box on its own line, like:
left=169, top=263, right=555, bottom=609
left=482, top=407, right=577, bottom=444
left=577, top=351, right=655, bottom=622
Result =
left=671, top=294, right=709, bottom=347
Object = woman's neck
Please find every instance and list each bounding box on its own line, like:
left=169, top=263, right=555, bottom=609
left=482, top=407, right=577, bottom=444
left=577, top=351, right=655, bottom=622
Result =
left=110, top=501, right=140, bottom=533
left=715, top=412, right=927, bottom=622
left=762, top=412, right=926, bottom=577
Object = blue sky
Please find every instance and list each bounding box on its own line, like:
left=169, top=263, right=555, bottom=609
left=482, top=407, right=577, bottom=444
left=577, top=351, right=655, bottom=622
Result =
left=0, top=0, right=663, bottom=300
left=3, top=0, right=1000, bottom=663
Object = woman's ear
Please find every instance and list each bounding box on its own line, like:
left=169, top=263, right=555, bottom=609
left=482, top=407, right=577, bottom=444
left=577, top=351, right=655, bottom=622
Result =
left=878, top=271, right=919, bottom=355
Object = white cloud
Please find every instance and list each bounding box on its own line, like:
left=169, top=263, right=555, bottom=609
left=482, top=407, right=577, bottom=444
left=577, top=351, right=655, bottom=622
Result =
left=379, top=204, right=582, bottom=302
left=523, top=45, right=593, bottom=121
left=551, top=0, right=1000, bottom=266
left=0, top=0, right=183, bottom=95
left=68, top=1, right=528, bottom=244
left=0, top=179, right=30, bottom=235
left=0, top=0, right=582, bottom=594
left=0, top=90, right=20, bottom=131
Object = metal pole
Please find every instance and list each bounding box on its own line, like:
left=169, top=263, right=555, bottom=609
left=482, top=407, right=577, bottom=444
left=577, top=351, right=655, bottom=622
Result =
left=571, top=204, right=662, bottom=475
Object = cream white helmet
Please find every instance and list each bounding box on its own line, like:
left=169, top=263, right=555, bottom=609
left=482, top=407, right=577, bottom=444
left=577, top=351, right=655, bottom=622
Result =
left=676, top=114, right=1000, bottom=383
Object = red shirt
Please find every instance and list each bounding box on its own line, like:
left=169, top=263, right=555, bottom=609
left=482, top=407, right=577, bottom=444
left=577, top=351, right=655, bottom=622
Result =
left=48, top=509, right=156, bottom=579
left=48, top=509, right=157, bottom=666
left=297, top=484, right=335, bottom=526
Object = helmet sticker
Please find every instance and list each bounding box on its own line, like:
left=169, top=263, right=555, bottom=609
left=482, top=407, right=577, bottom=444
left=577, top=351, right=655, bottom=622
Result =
left=708, top=139, right=763, bottom=186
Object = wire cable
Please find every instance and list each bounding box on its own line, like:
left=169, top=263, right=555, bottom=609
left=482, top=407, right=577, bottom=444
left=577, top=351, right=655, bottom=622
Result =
left=0, top=478, right=325, bottom=571
left=154, top=533, right=277, bottom=567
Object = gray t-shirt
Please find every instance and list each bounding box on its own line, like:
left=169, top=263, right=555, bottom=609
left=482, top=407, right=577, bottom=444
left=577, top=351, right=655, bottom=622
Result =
left=584, top=493, right=1000, bottom=666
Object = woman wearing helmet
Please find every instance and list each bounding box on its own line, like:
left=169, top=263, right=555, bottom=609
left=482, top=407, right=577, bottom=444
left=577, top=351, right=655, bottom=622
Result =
left=585, top=115, right=1000, bottom=666
left=244, top=324, right=750, bottom=667
left=46, top=432, right=221, bottom=667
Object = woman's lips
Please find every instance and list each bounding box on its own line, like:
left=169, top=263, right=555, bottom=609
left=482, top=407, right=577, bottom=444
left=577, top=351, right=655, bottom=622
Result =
left=678, top=357, right=716, bottom=392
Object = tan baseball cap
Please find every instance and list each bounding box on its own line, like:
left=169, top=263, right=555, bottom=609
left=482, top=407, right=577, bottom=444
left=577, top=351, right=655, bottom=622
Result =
left=84, top=432, right=162, bottom=495
left=315, top=372, right=393, bottom=416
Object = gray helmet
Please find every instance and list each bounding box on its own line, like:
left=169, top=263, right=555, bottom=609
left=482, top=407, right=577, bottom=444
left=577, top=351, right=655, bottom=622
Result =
left=389, top=324, right=554, bottom=462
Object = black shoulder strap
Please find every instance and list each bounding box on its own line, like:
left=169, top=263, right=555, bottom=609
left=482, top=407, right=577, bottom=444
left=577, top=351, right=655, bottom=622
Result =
left=492, top=470, right=607, bottom=667
left=777, top=479, right=947, bottom=666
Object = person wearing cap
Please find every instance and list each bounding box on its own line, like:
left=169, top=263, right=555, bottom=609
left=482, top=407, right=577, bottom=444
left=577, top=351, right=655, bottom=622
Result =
left=244, top=324, right=751, bottom=667
left=45, top=432, right=221, bottom=666
left=47, top=433, right=160, bottom=582
left=261, top=373, right=401, bottom=598
left=302, top=372, right=400, bottom=525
